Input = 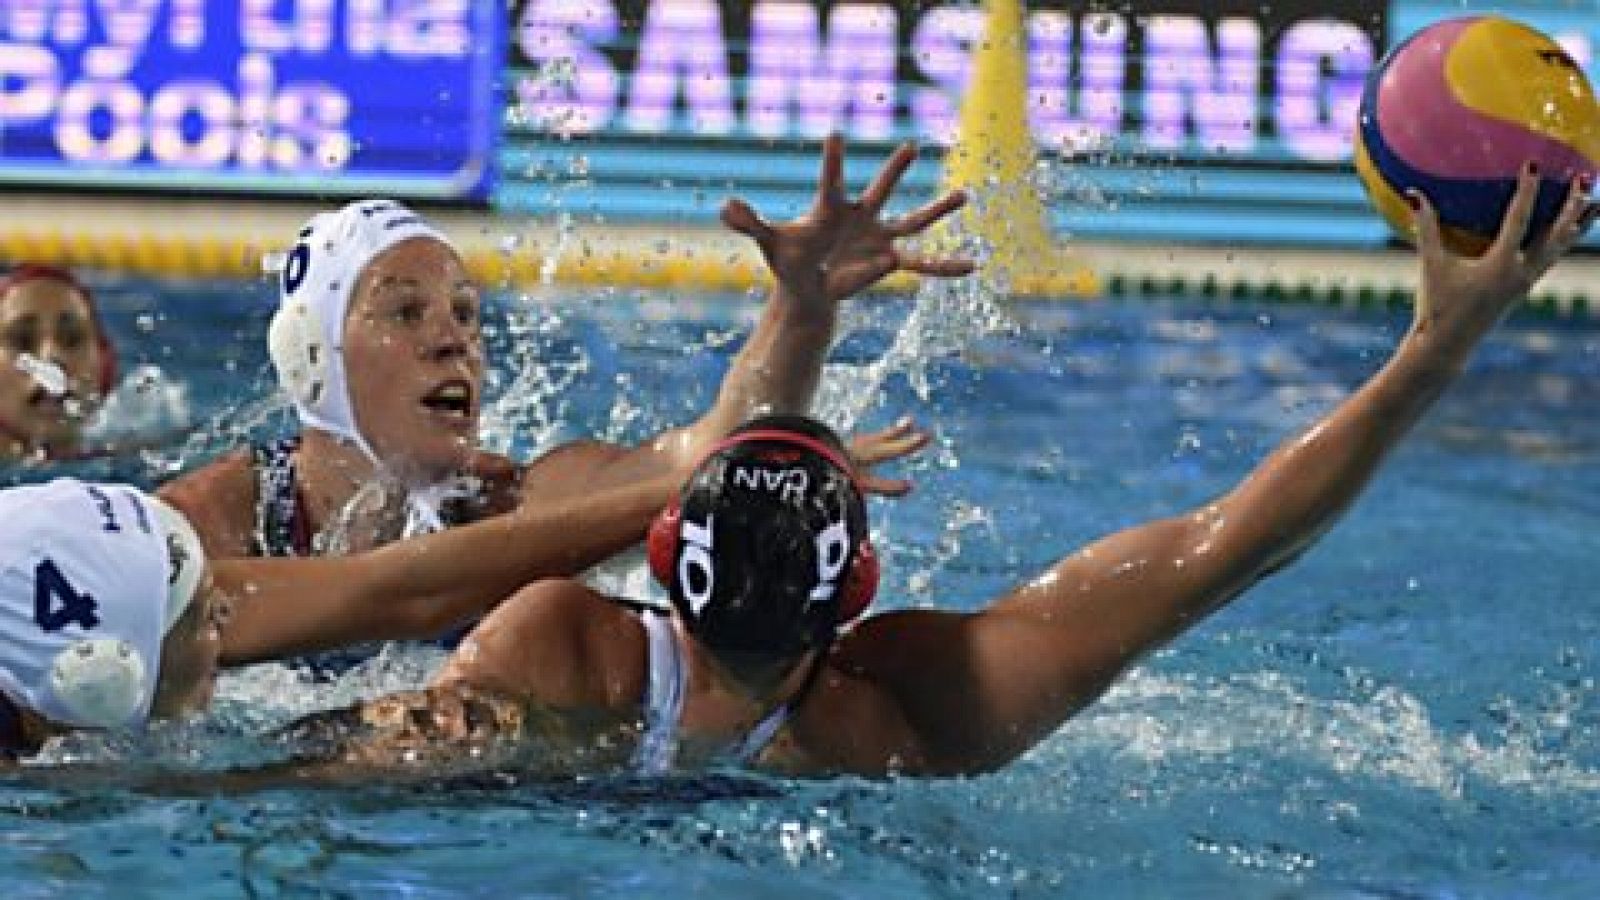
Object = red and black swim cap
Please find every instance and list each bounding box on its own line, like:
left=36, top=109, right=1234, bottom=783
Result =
left=648, top=415, right=875, bottom=669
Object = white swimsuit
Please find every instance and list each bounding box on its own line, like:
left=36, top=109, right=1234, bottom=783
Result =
left=631, top=608, right=791, bottom=774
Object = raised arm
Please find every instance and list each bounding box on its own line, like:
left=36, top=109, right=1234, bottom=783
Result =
left=521, top=136, right=971, bottom=500
left=836, top=168, right=1595, bottom=775
left=214, top=472, right=677, bottom=665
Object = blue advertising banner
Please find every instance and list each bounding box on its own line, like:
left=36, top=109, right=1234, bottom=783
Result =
left=0, top=2, right=502, bottom=200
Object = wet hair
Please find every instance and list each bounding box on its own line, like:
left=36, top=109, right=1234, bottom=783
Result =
left=665, top=415, right=869, bottom=672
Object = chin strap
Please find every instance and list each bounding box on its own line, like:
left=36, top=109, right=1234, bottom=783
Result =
left=401, top=477, right=479, bottom=539
left=315, top=469, right=476, bottom=553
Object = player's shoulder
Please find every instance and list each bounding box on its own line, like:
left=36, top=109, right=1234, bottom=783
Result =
left=157, top=449, right=258, bottom=512
left=454, top=580, right=647, bottom=712
left=155, top=449, right=258, bottom=557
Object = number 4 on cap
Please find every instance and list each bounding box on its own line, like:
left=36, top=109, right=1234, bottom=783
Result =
left=34, top=559, right=100, bottom=632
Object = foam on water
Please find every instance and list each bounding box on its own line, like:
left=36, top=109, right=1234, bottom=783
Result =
left=1057, top=667, right=1600, bottom=799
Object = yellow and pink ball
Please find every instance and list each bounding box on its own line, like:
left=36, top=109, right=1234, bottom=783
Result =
left=1355, top=16, right=1600, bottom=253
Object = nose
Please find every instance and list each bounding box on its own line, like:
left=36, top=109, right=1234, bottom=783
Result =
left=35, top=334, right=69, bottom=367
left=420, top=305, right=478, bottom=364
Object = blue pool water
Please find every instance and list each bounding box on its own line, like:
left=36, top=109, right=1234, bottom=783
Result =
left=3, top=273, right=1597, bottom=898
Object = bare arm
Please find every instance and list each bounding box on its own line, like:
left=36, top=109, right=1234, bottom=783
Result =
left=836, top=168, right=1596, bottom=775
left=215, top=472, right=677, bottom=665
left=520, top=136, right=971, bottom=502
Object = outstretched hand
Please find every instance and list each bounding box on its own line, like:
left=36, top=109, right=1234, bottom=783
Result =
left=1408, top=165, right=1595, bottom=341
left=721, top=134, right=975, bottom=305
left=847, top=416, right=932, bottom=497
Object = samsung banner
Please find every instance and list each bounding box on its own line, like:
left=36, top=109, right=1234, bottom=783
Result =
left=509, top=0, right=1385, bottom=163
left=499, top=1, right=1599, bottom=247
left=0, top=1, right=502, bottom=199
left=499, top=0, right=1394, bottom=243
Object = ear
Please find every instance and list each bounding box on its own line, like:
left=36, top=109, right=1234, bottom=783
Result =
left=646, top=501, right=681, bottom=589
left=837, top=540, right=878, bottom=624
left=267, top=300, right=328, bottom=409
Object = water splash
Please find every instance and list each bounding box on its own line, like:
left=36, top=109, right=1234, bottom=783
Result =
left=138, top=387, right=289, bottom=479
left=1057, top=666, right=1600, bottom=799
left=479, top=302, right=591, bottom=459
left=904, top=499, right=996, bottom=604
left=85, top=364, right=192, bottom=447
left=216, top=643, right=449, bottom=729
left=815, top=258, right=1016, bottom=434
left=14, top=352, right=67, bottom=396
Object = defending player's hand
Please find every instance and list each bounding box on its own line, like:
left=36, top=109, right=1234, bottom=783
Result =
left=721, top=134, right=974, bottom=305
left=847, top=416, right=931, bottom=498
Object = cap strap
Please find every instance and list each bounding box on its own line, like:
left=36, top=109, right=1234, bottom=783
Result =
left=705, top=428, right=857, bottom=485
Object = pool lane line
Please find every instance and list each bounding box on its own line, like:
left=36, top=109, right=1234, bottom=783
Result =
left=0, top=228, right=1592, bottom=317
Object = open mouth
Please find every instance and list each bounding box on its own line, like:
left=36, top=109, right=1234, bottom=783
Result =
left=420, top=379, right=476, bottom=422
left=27, top=385, right=80, bottom=415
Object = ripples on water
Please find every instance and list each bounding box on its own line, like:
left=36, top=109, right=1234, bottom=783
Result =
left=2, top=273, right=1597, bottom=897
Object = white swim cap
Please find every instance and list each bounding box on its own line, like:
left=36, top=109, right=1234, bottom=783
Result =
left=0, top=480, right=192, bottom=730
left=268, top=199, right=454, bottom=459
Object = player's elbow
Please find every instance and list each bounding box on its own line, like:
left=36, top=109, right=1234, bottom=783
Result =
left=391, top=588, right=472, bottom=641
left=1173, top=507, right=1294, bottom=600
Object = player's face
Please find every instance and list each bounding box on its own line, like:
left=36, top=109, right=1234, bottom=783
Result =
left=0, top=279, right=106, bottom=454
left=342, top=237, right=484, bottom=483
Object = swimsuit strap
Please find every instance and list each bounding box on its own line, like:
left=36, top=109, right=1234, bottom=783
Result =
left=728, top=652, right=827, bottom=766
left=632, top=607, right=686, bottom=774
left=732, top=703, right=789, bottom=765
left=631, top=606, right=825, bottom=772
left=252, top=437, right=311, bottom=557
